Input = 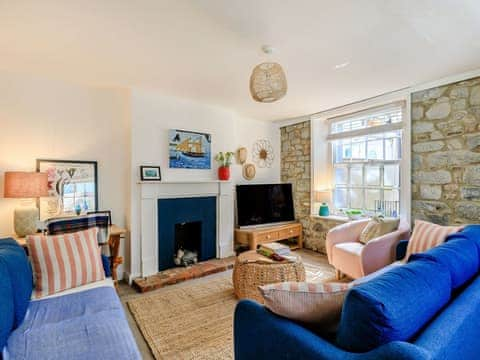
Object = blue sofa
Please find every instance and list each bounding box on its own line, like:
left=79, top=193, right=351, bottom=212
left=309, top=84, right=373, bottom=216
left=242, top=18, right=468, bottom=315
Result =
left=0, top=238, right=141, bottom=360
left=234, top=225, right=480, bottom=360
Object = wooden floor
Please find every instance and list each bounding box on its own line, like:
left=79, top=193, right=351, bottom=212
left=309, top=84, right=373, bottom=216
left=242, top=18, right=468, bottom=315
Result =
left=118, top=249, right=334, bottom=359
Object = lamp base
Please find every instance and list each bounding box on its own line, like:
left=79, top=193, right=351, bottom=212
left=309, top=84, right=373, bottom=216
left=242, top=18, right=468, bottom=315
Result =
left=318, top=203, right=330, bottom=217
left=14, top=207, right=39, bottom=237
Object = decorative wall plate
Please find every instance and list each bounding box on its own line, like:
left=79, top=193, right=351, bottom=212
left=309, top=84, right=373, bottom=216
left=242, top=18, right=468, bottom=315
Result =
left=237, top=147, right=247, bottom=164
left=243, top=163, right=256, bottom=180
left=252, top=139, right=274, bottom=168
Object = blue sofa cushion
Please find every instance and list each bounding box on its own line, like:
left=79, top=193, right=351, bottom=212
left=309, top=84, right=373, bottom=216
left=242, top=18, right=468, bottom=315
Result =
left=0, top=258, right=14, bottom=350
left=4, top=286, right=141, bottom=360
left=446, top=225, right=480, bottom=258
left=336, top=258, right=452, bottom=352
left=0, top=239, right=33, bottom=328
left=410, top=239, right=479, bottom=290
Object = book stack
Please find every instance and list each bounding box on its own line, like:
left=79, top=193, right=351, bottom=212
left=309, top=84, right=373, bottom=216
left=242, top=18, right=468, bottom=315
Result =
left=257, top=242, right=291, bottom=261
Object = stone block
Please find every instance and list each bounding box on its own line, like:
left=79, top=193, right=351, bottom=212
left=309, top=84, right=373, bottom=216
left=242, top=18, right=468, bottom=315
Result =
left=455, top=202, right=480, bottom=221
left=446, top=138, right=464, bottom=150
left=470, top=85, right=480, bottom=106
left=426, top=151, right=480, bottom=168
left=412, top=86, right=448, bottom=103
left=420, top=185, right=442, bottom=200
left=412, top=121, right=434, bottom=134
left=430, top=131, right=445, bottom=140
left=412, top=200, right=452, bottom=215
left=412, top=105, right=424, bottom=121
left=413, top=170, right=452, bottom=184
left=412, top=154, right=423, bottom=170
left=436, top=120, right=464, bottom=137
left=425, top=98, right=451, bottom=120
left=450, top=86, right=469, bottom=99
left=464, top=166, right=480, bottom=187
left=412, top=141, right=445, bottom=153
left=466, top=134, right=480, bottom=152
left=461, top=187, right=480, bottom=201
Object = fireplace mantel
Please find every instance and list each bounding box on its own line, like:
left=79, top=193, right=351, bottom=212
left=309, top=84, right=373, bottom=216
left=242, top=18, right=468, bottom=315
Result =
left=138, top=181, right=234, bottom=277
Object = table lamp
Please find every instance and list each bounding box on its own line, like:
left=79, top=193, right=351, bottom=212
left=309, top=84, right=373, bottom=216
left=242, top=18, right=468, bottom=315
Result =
left=315, top=190, right=332, bottom=216
left=4, top=171, right=48, bottom=237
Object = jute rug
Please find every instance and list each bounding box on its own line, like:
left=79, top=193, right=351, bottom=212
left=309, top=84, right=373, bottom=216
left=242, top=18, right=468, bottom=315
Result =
left=127, top=275, right=236, bottom=360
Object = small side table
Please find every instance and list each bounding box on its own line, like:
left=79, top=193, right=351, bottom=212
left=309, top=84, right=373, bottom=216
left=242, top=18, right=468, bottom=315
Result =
left=108, top=225, right=127, bottom=284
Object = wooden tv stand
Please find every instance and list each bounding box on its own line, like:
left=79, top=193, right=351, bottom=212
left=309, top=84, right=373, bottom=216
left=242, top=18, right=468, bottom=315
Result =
left=234, top=222, right=303, bottom=251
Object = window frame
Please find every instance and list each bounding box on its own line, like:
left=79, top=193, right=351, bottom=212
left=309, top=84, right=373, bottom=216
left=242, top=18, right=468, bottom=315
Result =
left=310, top=97, right=409, bottom=218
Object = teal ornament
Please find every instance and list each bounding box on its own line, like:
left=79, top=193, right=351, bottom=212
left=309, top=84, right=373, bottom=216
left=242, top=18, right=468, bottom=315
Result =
left=319, top=203, right=330, bottom=216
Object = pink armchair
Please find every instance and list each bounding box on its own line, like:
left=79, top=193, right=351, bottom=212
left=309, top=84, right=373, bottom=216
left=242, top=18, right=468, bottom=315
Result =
left=326, top=219, right=410, bottom=280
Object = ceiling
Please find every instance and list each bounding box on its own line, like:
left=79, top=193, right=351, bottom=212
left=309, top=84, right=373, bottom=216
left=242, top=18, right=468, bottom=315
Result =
left=1, top=0, right=479, bottom=121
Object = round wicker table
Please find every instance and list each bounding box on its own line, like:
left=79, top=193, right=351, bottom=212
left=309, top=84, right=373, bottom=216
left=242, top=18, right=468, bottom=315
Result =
left=232, top=250, right=306, bottom=303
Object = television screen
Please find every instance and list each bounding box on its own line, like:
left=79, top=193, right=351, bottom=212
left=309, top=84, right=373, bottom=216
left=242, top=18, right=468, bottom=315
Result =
left=236, top=184, right=295, bottom=227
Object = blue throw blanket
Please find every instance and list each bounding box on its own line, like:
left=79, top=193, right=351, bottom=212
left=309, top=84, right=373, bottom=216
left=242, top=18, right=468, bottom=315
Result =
left=3, top=286, right=141, bottom=360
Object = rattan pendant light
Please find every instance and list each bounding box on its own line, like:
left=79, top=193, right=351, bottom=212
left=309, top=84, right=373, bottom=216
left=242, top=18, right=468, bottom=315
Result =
left=249, top=46, right=287, bottom=103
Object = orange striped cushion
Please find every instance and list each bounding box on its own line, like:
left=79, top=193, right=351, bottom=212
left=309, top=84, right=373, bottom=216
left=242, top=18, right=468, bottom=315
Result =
left=405, top=220, right=464, bottom=260
left=27, top=228, right=105, bottom=298
left=259, top=282, right=352, bottom=329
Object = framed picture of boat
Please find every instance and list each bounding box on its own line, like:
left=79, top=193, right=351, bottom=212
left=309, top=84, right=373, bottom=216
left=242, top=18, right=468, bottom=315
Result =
left=169, top=129, right=212, bottom=169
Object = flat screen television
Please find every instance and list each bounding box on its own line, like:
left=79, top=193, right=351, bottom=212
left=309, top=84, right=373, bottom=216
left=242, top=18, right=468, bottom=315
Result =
left=236, top=183, right=295, bottom=227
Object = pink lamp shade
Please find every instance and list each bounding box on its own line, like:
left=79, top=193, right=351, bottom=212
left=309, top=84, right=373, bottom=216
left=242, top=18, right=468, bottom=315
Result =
left=4, top=171, right=49, bottom=198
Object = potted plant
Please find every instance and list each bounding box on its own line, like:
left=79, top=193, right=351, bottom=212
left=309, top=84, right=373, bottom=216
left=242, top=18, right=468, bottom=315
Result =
left=215, top=151, right=234, bottom=180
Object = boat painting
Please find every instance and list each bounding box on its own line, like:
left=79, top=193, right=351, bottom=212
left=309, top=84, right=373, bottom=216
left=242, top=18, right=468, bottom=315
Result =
left=169, top=129, right=211, bottom=169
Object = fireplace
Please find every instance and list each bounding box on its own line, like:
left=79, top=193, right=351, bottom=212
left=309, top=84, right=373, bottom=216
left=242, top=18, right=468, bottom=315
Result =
left=157, top=196, right=216, bottom=271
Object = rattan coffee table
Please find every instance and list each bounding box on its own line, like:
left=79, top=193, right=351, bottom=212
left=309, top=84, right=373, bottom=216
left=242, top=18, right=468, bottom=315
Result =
left=232, top=250, right=306, bottom=303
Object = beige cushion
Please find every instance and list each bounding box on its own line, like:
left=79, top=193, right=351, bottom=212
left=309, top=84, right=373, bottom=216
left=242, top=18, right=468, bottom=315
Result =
left=334, top=242, right=364, bottom=256
left=359, top=216, right=400, bottom=244
left=259, top=282, right=353, bottom=331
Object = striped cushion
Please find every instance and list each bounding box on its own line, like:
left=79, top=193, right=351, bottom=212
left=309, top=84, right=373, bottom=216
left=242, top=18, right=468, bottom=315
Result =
left=27, top=228, right=105, bottom=298
left=259, top=282, right=353, bottom=331
left=405, top=220, right=464, bottom=261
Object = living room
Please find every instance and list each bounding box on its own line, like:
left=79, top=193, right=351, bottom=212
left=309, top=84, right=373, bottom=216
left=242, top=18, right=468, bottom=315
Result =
left=1, top=1, right=479, bottom=359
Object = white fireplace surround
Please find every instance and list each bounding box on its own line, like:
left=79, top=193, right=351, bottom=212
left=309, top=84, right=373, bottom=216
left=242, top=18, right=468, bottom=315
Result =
left=138, top=181, right=234, bottom=277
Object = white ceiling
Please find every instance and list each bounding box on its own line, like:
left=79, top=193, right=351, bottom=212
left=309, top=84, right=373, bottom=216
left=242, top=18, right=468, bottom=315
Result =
left=1, top=0, right=479, bottom=121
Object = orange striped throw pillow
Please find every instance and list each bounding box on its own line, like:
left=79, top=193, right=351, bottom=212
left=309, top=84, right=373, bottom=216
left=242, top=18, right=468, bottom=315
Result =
left=405, top=220, right=464, bottom=261
left=259, top=282, right=353, bottom=331
left=27, top=228, right=105, bottom=298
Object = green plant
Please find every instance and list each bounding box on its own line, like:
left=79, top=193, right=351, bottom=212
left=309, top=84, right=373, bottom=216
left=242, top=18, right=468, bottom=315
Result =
left=215, top=151, right=234, bottom=167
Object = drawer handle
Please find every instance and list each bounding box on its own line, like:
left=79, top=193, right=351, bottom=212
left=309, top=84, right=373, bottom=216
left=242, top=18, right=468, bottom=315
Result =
left=267, top=235, right=271, bottom=239
left=289, top=230, right=293, bottom=233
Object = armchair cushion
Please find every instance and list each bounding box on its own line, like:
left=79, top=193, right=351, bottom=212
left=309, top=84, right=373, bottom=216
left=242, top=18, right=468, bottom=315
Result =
left=359, top=217, right=400, bottom=244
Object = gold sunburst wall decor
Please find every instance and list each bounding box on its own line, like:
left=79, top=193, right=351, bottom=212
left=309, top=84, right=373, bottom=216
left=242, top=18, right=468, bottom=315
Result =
left=252, top=139, right=274, bottom=168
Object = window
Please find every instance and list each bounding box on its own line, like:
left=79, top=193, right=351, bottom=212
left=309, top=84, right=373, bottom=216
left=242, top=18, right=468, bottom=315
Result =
left=328, top=103, right=404, bottom=216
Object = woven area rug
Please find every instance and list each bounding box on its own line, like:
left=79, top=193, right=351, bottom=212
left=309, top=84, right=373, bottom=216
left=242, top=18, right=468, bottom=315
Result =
left=127, top=275, right=236, bottom=360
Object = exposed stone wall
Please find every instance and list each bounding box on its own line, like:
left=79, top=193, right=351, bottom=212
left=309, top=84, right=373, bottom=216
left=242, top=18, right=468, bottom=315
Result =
left=411, top=77, right=480, bottom=225
left=280, top=121, right=345, bottom=254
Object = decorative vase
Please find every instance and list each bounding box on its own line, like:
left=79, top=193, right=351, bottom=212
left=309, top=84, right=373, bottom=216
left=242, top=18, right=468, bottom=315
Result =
left=319, top=203, right=330, bottom=216
left=218, top=166, right=230, bottom=181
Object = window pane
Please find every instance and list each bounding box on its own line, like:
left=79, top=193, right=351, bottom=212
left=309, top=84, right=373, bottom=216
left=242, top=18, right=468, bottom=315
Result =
left=384, top=189, right=400, bottom=202
left=335, top=167, right=348, bottom=185
left=63, top=198, right=74, bottom=212
left=367, top=139, right=383, bottom=160
left=385, top=137, right=401, bottom=160
left=350, top=166, right=363, bottom=186
left=384, top=165, right=400, bottom=187
left=351, top=137, right=366, bottom=160
left=366, top=189, right=381, bottom=211
left=366, top=166, right=380, bottom=186
left=349, top=189, right=363, bottom=209
left=333, top=188, right=347, bottom=208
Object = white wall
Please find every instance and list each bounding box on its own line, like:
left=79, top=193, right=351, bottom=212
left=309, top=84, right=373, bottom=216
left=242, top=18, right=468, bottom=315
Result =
left=0, top=72, right=131, bottom=276
left=128, top=89, right=280, bottom=279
